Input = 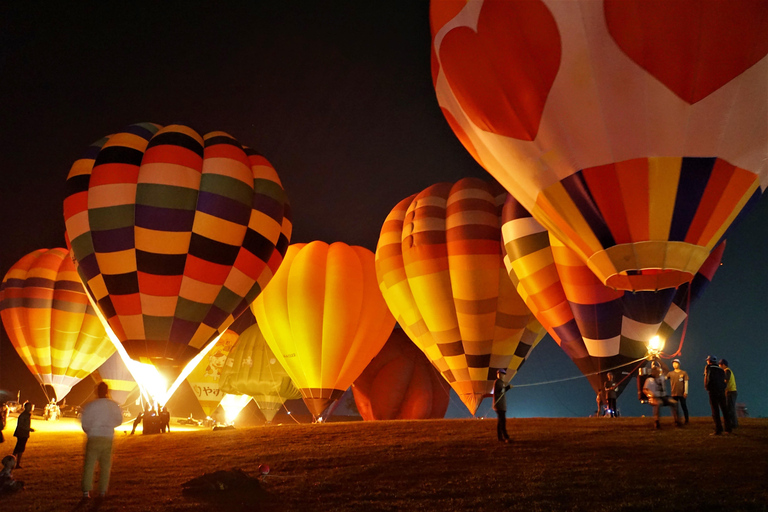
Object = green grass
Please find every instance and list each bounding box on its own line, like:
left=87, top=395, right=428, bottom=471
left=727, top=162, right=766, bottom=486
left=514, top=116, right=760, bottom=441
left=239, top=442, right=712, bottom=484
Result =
left=1, top=417, right=766, bottom=511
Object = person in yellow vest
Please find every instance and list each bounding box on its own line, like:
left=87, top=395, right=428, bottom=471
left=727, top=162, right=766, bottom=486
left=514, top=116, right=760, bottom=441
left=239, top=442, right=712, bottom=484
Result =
left=719, top=359, right=738, bottom=429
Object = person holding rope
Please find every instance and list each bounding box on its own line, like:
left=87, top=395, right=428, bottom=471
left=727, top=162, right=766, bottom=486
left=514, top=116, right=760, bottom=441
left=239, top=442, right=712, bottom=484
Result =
left=492, top=369, right=512, bottom=443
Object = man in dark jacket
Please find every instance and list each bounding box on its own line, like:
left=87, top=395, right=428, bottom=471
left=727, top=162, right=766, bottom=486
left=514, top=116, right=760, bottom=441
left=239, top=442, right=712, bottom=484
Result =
left=492, top=369, right=511, bottom=443
left=704, top=356, right=731, bottom=435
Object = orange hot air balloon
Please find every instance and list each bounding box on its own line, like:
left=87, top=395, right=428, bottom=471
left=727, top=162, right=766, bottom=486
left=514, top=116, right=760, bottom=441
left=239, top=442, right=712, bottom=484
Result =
left=0, top=248, right=115, bottom=400
left=63, top=123, right=291, bottom=370
left=501, top=195, right=726, bottom=396
left=375, top=178, right=546, bottom=415
left=352, top=328, right=450, bottom=421
left=251, top=242, right=396, bottom=418
left=431, top=0, right=766, bottom=291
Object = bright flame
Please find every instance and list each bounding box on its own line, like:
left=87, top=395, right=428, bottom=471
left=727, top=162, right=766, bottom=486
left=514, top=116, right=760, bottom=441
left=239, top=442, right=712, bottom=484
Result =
left=648, top=335, right=662, bottom=352
left=219, top=394, right=252, bottom=424
left=126, top=360, right=167, bottom=405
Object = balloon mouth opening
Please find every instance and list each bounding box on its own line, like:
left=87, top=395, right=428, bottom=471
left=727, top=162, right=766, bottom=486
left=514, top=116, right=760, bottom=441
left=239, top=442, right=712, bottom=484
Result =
left=603, top=269, right=693, bottom=292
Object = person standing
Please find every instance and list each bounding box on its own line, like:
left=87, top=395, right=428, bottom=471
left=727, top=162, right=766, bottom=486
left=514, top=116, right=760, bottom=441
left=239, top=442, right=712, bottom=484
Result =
left=80, top=382, right=123, bottom=499
left=720, top=359, right=738, bottom=429
left=0, top=402, right=7, bottom=444
left=492, top=369, right=512, bottom=443
left=12, top=402, right=34, bottom=468
left=643, top=361, right=681, bottom=429
left=604, top=372, right=618, bottom=417
left=704, top=355, right=731, bottom=435
left=666, top=359, right=690, bottom=424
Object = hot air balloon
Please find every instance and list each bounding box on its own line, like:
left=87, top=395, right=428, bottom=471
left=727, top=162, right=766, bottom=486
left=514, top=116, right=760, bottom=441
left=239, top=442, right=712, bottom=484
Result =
left=186, top=330, right=239, bottom=416
left=251, top=241, right=396, bottom=418
left=431, top=0, right=766, bottom=291
left=96, top=352, right=137, bottom=406
left=352, top=328, right=450, bottom=421
left=0, top=248, right=115, bottom=401
left=219, top=322, right=301, bottom=422
left=62, top=123, right=291, bottom=396
left=501, top=195, right=726, bottom=397
left=375, top=178, right=546, bottom=415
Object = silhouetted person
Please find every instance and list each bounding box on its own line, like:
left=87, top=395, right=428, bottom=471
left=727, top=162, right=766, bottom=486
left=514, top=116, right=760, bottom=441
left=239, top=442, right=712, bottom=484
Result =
left=604, top=372, right=618, bottom=417
left=0, top=402, right=6, bottom=444
left=492, top=369, right=512, bottom=443
left=130, top=409, right=146, bottom=435
left=704, top=355, right=731, bottom=435
left=12, top=402, right=35, bottom=468
left=720, top=359, right=738, bottom=429
left=81, top=382, right=123, bottom=499
left=159, top=406, right=170, bottom=433
left=666, top=358, right=689, bottom=424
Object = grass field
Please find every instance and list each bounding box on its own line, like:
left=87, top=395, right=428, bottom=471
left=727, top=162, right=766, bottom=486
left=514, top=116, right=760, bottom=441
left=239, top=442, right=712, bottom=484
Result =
left=0, top=415, right=766, bottom=511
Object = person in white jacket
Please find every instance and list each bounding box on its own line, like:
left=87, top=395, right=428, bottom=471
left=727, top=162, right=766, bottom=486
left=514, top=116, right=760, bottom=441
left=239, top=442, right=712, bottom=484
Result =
left=80, top=382, right=123, bottom=499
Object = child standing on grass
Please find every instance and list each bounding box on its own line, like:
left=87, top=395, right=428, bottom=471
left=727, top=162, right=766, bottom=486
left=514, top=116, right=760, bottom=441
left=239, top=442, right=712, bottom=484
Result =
left=12, top=402, right=34, bottom=468
left=0, top=454, right=24, bottom=493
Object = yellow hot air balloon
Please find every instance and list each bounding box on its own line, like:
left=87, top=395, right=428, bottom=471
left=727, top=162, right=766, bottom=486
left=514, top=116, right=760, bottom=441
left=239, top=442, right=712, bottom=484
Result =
left=186, top=330, right=239, bottom=415
left=251, top=242, right=395, bottom=418
left=375, top=178, right=545, bottom=415
left=0, top=248, right=115, bottom=400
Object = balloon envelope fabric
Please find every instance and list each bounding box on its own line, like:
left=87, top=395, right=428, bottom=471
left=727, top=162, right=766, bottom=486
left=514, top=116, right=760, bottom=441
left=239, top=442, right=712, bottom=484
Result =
left=352, top=328, right=450, bottom=421
left=186, top=330, right=239, bottom=415
left=501, top=195, right=726, bottom=396
left=96, top=352, right=137, bottom=406
left=431, top=0, right=766, bottom=291
left=251, top=241, right=396, bottom=418
left=63, top=123, right=291, bottom=369
left=375, top=178, right=545, bottom=415
left=218, top=322, right=301, bottom=422
left=0, top=248, right=115, bottom=400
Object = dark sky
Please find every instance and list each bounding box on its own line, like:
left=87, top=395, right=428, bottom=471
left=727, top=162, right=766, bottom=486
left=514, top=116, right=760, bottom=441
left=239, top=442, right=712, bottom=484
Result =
left=1, top=2, right=766, bottom=419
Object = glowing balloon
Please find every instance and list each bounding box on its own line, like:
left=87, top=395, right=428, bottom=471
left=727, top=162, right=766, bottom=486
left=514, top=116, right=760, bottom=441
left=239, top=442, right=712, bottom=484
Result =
left=218, top=322, right=301, bottom=422
left=501, top=195, right=726, bottom=396
left=251, top=242, right=396, bottom=418
left=96, top=352, right=137, bottom=406
left=432, top=0, right=766, bottom=291
left=186, top=330, right=239, bottom=415
left=352, top=328, right=450, bottom=421
left=375, top=178, right=546, bottom=415
left=0, top=248, right=115, bottom=400
left=63, top=123, right=291, bottom=369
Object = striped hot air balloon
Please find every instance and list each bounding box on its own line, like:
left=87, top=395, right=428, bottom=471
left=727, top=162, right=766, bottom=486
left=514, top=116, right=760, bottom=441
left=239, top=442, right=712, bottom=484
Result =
left=375, top=178, right=545, bottom=415
left=0, top=248, right=115, bottom=400
left=431, top=0, right=766, bottom=291
left=219, top=322, right=301, bottom=422
left=501, top=195, right=726, bottom=397
left=96, top=352, right=137, bottom=406
left=252, top=242, right=395, bottom=418
left=63, top=123, right=291, bottom=370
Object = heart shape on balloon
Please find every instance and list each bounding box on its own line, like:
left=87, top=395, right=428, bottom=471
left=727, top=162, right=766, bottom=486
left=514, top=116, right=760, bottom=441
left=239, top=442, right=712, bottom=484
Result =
left=438, top=0, right=561, bottom=141
left=605, top=0, right=768, bottom=105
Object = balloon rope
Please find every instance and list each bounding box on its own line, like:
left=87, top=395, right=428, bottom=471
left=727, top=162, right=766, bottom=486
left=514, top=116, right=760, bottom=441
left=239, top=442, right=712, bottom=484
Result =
left=661, top=284, right=692, bottom=359
left=511, top=357, right=648, bottom=388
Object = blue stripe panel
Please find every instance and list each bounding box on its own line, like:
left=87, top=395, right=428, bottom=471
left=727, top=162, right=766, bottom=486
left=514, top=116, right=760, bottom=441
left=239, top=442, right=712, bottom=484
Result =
left=571, top=299, right=623, bottom=340
left=621, top=289, right=676, bottom=324
left=561, top=171, right=616, bottom=249
left=135, top=204, right=195, bottom=232
left=669, top=157, right=715, bottom=241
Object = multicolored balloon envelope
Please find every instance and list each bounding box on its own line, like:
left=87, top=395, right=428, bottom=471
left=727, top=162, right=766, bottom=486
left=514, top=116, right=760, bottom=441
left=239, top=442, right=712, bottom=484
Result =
left=0, top=248, right=115, bottom=400
left=375, top=178, right=546, bottom=415
left=431, top=0, right=766, bottom=291
left=252, top=242, right=396, bottom=418
left=501, top=195, right=725, bottom=396
left=96, top=352, right=137, bottom=406
left=63, top=123, right=291, bottom=370
left=186, top=330, right=239, bottom=415
left=218, top=322, right=301, bottom=422
left=352, top=328, right=450, bottom=421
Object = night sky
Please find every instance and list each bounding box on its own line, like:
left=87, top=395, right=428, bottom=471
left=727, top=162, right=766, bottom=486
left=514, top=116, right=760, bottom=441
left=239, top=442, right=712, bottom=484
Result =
left=1, top=2, right=766, bottom=419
